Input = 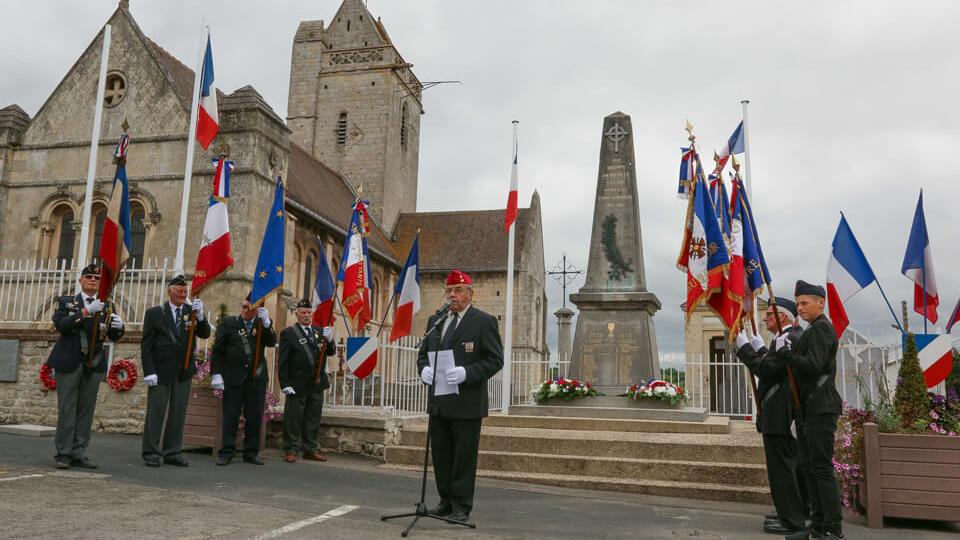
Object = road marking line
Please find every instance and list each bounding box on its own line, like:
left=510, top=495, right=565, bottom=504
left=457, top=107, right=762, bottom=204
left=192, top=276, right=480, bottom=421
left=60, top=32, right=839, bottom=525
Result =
left=253, top=504, right=359, bottom=539
left=0, top=474, right=44, bottom=483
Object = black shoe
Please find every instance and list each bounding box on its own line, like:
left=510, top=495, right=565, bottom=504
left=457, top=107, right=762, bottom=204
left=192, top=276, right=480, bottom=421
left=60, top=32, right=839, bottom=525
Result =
left=765, top=521, right=800, bottom=534
left=54, top=459, right=71, bottom=470
left=784, top=530, right=809, bottom=540
left=70, top=457, right=98, bottom=469
left=447, top=510, right=470, bottom=523
left=144, top=459, right=161, bottom=468
left=216, top=455, right=232, bottom=466
left=765, top=513, right=779, bottom=521
left=163, top=457, right=189, bottom=467
left=428, top=503, right=452, bottom=516
left=816, top=533, right=844, bottom=539
left=243, top=455, right=265, bottom=465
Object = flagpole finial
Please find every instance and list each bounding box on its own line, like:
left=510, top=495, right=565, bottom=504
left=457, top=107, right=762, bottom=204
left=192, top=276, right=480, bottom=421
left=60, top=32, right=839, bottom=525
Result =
left=731, top=155, right=742, bottom=173
left=121, top=117, right=130, bottom=132
left=684, top=120, right=695, bottom=143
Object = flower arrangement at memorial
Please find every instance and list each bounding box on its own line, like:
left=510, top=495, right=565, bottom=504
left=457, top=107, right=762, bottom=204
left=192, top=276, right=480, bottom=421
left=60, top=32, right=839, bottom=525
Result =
left=626, top=379, right=684, bottom=405
left=38, top=364, right=56, bottom=391
left=106, top=359, right=138, bottom=392
left=532, top=377, right=598, bottom=403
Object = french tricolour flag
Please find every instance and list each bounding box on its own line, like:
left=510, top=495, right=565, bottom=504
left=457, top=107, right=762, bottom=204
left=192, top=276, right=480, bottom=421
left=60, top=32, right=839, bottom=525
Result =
left=191, top=158, right=234, bottom=295
left=338, top=200, right=372, bottom=333
left=717, top=121, right=745, bottom=160
left=346, top=336, right=377, bottom=380
left=389, top=234, right=420, bottom=342
left=504, top=135, right=519, bottom=231
left=97, top=133, right=132, bottom=299
left=901, top=191, right=938, bottom=324
left=826, top=214, right=877, bottom=338
left=911, top=334, right=953, bottom=388
left=196, top=35, right=219, bottom=150
left=312, top=245, right=335, bottom=327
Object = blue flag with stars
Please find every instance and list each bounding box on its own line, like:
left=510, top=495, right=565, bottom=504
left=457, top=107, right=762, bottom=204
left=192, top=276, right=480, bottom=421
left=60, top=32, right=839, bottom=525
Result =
left=250, top=177, right=286, bottom=305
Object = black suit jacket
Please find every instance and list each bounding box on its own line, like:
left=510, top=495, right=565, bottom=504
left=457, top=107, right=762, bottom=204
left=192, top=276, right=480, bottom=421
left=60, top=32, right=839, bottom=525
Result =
left=47, top=294, right=125, bottom=373
left=416, top=306, right=504, bottom=419
left=736, top=324, right=802, bottom=435
left=278, top=325, right=336, bottom=394
left=211, top=315, right=277, bottom=387
left=774, top=314, right=843, bottom=416
left=141, top=302, right=212, bottom=385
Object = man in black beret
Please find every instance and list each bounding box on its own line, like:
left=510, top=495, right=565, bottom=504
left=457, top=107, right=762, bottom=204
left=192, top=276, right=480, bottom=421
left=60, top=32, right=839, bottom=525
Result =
left=46, top=263, right=125, bottom=469
left=736, top=297, right=807, bottom=536
left=140, top=274, right=210, bottom=467
left=278, top=299, right=336, bottom=463
left=775, top=280, right=844, bottom=540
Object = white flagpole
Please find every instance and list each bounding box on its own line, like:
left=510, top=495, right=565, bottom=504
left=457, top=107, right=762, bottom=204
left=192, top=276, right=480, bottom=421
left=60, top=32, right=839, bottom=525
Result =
left=740, top=99, right=760, bottom=425
left=77, top=24, right=112, bottom=279
left=174, top=20, right=208, bottom=274
left=501, top=121, right=518, bottom=415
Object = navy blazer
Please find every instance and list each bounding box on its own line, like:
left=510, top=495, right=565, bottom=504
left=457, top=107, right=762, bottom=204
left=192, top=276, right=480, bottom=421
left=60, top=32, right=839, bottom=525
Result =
left=141, top=302, right=212, bottom=385
left=211, top=315, right=276, bottom=387
left=46, top=294, right=125, bottom=373
left=278, top=325, right=336, bottom=395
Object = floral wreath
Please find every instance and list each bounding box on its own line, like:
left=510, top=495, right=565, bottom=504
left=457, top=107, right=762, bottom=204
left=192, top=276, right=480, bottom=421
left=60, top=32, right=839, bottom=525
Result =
left=39, top=364, right=56, bottom=391
left=107, top=359, right=138, bottom=392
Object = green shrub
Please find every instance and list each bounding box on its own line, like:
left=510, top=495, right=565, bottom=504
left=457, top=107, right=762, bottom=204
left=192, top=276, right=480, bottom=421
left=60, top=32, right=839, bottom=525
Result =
left=894, top=334, right=929, bottom=432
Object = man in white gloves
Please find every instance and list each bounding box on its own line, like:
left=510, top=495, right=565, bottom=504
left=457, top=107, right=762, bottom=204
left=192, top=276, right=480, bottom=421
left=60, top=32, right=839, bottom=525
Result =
left=416, top=270, right=503, bottom=524
left=46, top=263, right=125, bottom=469
left=140, top=274, right=211, bottom=467
left=211, top=293, right=276, bottom=465
left=278, top=299, right=336, bottom=463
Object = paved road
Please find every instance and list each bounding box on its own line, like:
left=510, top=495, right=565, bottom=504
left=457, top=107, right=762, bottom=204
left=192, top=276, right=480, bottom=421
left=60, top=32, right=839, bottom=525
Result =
left=1, top=431, right=957, bottom=539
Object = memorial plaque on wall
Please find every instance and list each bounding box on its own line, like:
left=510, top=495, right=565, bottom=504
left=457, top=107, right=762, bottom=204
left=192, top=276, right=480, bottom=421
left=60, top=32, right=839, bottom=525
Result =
left=0, top=340, right=20, bottom=382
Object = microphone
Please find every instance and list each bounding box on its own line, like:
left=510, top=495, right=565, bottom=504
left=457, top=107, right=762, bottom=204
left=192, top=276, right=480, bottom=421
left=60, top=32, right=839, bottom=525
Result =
left=427, top=300, right=453, bottom=336
left=434, top=300, right=453, bottom=317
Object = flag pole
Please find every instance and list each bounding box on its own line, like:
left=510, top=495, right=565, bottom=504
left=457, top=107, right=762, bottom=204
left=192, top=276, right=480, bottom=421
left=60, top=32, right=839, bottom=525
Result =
left=839, top=212, right=904, bottom=332
left=501, top=121, right=518, bottom=415
left=174, top=20, right=208, bottom=274
left=77, top=24, right=112, bottom=280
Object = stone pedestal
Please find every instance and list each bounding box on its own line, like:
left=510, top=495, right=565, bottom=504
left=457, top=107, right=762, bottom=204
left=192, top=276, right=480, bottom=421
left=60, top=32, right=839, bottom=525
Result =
left=570, top=112, right=660, bottom=388
left=554, top=307, right=574, bottom=361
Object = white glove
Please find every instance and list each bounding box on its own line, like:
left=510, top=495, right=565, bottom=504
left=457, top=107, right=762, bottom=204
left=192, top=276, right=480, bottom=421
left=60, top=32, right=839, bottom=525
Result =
left=109, top=313, right=123, bottom=329
left=446, top=366, right=467, bottom=385
left=144, top=374, right=158, bottom=387
left=750, top=335, right=765, bottom=352
left=775, top=333, right=791, bottom=351
left=257, top=307, right=271, bottom=327
left=86, top=299, right=104, bottom=315
left=420, top=366, right=433, bottom=385
left=211, top=374, right=225, bottom=391
left=192, top=298, right=205, bottom=321
left=735, top=331, right=750, bottom=349
left=322, top=326, right=334, bottom=341
left=281, top=386, right=296, bottom=396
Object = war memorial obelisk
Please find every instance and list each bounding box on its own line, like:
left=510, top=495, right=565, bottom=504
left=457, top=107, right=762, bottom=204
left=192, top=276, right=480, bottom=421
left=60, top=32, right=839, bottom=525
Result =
left=569, top=112, right=661, bottom=390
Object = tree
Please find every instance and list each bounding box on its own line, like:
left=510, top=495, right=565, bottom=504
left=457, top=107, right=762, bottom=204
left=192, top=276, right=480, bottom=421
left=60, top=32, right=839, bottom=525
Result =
left=894, top=333, right=929, bottom=431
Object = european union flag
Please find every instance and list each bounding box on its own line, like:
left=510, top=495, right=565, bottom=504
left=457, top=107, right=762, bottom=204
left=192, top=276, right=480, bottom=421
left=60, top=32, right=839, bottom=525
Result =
left=250, top=177, right=285, bottom=305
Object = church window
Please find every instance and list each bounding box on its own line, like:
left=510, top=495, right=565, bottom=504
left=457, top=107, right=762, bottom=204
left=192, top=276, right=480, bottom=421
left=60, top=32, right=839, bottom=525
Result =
left=303, top=253, right=314, bottom=300
left=337, top=112, right=348, bottom=145
left=347, top=20, right=351, bottom=31
left=54, top=208, right=76, bottom=266
left=400, top=103, right=409, bottom=149
left=104, top=72, right=127, bottom=107
left=129, top=204, right=146, bottom=268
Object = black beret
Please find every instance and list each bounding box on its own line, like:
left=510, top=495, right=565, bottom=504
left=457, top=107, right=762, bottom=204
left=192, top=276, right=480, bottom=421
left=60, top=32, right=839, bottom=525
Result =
left=795, top=279, right=826, bottom=298
left=80, top=264, right=101, bottom=276
left=167, top=274, right=187, bottom=287
left=296, top=299, right=312, bottom=309
left=773, top=296, right=797, bottom=317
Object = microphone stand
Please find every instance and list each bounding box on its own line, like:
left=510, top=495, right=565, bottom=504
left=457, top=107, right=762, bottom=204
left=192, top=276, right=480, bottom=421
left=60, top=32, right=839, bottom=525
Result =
left=381, top=308, right=475, bottom=536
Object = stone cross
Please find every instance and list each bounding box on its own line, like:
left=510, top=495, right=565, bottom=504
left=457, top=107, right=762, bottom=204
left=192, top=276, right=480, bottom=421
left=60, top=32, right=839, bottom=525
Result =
left=105, top=76, right=126, bottom=106
left=605, top=122, right=628, bottom=153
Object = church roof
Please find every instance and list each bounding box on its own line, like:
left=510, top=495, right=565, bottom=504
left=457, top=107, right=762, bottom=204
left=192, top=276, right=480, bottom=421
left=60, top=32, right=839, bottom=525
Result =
left=144, top=37, right=197, bottom=109
left=393, top=207, right=535, bottom=274
left=286, top=143, right=400, bottom=266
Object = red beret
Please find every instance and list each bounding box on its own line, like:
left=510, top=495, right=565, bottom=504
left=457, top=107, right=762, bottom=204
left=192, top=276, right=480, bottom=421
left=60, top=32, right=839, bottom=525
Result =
left=446, top=269, right=473, bottom=286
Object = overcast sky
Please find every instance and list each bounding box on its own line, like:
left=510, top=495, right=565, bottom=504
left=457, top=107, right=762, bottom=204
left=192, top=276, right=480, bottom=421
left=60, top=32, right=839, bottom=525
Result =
left=3, top=1, right=960, bottom=356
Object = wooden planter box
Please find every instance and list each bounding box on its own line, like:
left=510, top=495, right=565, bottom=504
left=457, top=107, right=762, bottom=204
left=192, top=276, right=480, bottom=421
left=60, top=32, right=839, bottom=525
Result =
left=862, top=422, right=960, bottom=528
left=183, top=385, right=266, bottom=455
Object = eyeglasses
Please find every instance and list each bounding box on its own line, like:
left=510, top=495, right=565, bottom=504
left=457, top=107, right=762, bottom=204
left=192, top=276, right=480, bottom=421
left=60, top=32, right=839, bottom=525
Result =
left=82, top=275, right=101, bottom=280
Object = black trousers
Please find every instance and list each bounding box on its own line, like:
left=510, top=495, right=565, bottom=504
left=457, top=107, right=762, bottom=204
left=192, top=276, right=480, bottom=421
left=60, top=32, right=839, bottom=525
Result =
left=283, top=388, right=325, bottom=454
left=762, top=433, right=806, bottom=531
left=429, top=415, right=482, bottom=514
left=801, top=413, right=842, bottom=535
left=220, top=378, right=266, bottom=459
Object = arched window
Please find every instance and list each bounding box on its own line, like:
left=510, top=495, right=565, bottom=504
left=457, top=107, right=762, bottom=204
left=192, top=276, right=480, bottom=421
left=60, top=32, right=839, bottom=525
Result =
left=55, top=208, right=76, bottom=266
left=400, top=102, right=408, bottom=149
left=302, top=252, right=314, bottom=300
left=336, top=112, right=348, bottom=145
left=129, top=204, right=146, bottom=268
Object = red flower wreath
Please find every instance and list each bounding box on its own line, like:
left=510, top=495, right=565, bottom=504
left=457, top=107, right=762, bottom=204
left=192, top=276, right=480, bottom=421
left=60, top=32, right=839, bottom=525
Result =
left=39, top=364, right=56, bottom=391
left=107, top=359, right=138, bottom=392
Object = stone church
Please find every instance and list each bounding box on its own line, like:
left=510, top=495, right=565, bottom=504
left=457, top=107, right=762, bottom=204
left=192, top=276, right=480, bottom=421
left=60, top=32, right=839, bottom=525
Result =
left=0, top=0, right=546, bottom=388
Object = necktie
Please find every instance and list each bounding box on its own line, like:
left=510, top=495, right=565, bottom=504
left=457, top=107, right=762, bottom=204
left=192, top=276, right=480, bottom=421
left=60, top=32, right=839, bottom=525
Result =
left=175, top=306, right=184, bottom=334
left=441, top=313, right=458, bottom=349
left=85, top=297, right=94, bottom=304
left=304, top=326, right=314, bottom=345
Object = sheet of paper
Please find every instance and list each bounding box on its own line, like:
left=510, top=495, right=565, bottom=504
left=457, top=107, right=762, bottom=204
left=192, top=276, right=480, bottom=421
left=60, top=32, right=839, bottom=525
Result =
left=428, top=349, right=459, bottom=396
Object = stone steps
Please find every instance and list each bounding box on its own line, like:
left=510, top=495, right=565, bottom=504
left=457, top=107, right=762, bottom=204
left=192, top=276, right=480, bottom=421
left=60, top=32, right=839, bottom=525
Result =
left=382, top=464, right=770, bottom=504
left=384, top=446, right=767, bottom=486
left=483, top=414, right=731, bottom=434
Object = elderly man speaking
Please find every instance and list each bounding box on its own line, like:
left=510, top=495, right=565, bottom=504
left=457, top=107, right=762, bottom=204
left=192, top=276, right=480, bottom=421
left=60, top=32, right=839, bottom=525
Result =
left=416, top=269, right=503, bottom=524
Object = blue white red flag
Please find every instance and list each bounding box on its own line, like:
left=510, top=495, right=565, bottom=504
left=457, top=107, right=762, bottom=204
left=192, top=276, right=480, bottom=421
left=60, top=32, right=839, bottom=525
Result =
left=909, top=333, right=953, bottom=388
left=338, top=200, right=372, bottom=332
left=97, top=133, right=132, bottom=299
left=730, top=177, right=771, bottom=304
left=718, top=121, right=745, bottom=159
left=826, top=214, right=877, bottom=338
left=678, top=160, right=730, bottom=322
left=249, top=177, right=285, bottom=305
left=901, top=191, right=938, bottom=324
left=346, top=336, right=377, bottom=379
left=946, top=299, right=960, bottom=334
left=709, top=173, right=731, bottom=234
left=196, top=34, right=219, bottom=150
left=505, top=137, right=519, bottom=231
left=312, top=245, right=336, bottom=327
left=389, top=234, right=420, bottom=342
left=191, top=158, right=235, bottom=295
left=677, top=147, right=696, bottom=199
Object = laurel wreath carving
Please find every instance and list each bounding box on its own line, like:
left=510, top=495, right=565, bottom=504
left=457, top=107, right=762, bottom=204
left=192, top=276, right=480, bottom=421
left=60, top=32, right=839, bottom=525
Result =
left=601, top=214, right=633, bottom=281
